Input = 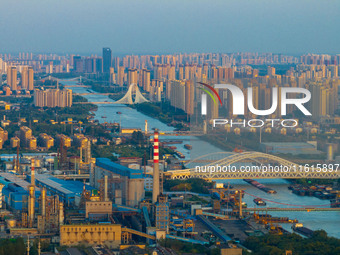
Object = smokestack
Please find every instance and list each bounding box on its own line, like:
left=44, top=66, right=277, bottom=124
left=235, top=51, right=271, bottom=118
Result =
left=79, top=146, right=83, bottom=164
left=28, top=185, right=35, bottom=228
left=152, top=131, right=160, bottom=203
left=41, top=188, right=46, bottom=217
left=16, top=145, right=20, bottom=173
left=327, top=144, right=333, bottom=161
left=104, top=175, right=108, bottom=201
left=31, top=158, right=35, bottom=186
left=27, top=236, right=30, bottom=255
left=59, top=202, right=64, bottom=226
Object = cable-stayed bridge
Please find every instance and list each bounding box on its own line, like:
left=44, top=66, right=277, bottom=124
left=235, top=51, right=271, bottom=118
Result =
left=39, top=76, right=149, bottom=105
left=72, top=83, right=148, bottom=105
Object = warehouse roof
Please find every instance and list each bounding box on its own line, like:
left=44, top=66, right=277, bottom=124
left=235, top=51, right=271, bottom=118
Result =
left=34, top=174, right=93, bottom=197
left=96, top=158, right=144, bottom=179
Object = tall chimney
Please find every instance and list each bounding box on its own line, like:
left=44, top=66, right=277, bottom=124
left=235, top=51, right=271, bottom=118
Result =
left=104, top=175, right=108, bottom=201
left=28, top=185, right=35, bottom=228
left=59, top=202, right=64, bottom=226
left=327, top=144, right=333, bottom=161
left=152, top=131, right=160, bottom=203
left=31, top=158, right=35, bottom=187
left=41, top=188, right=46, bottom=217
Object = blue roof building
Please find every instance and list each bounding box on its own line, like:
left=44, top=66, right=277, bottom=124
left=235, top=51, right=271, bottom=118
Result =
left=94, top=158, right=145, bottom=207
left=96, top=158, right=144, bottom=179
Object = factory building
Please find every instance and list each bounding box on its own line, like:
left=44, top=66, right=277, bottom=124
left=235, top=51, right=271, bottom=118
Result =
left=0, top=173, right=40, bottom=211
left=85, top=201, right=112, bottom=219
left=60, top=224, right=122, bottom=248
left=154, top=194, right=170, bottom=232
left=94, top=158, right=145, bottom=207
left=30, top=174, right=93, bottom=206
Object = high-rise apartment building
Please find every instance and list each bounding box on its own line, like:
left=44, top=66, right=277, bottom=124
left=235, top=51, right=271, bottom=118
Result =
left=10, top=137, right=20, bottom=148
left=21, top=66, right=34, bottom=90
left=267, top=66, right=276, bottom=77
left=170, top=80, right=186, bottom=112
left=117, top=66, right=125, bottom=87
left=185, top=80, right=194, bottom=115
left=141, top=69, right=151, bottom=92
left=34, top=89, right=72, bottom=108
left=19, top=126, right=36, bottom=149
left=110, top=67, right=116, bottom=84
left=39, top=133, right=54, bottom=149
left=308, top=82, right=338, bottom=119
left=7, top=66, right=17, bottom=91
left=73, top=56, right=83, bottom=73
left=103, top=47, right=112, bottom=73
left=128, top=68, right=138, bottom=85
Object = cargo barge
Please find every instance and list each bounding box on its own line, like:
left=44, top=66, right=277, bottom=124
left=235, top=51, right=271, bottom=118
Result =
left=244, top=179, right=277, bottom=194
left=174, top=150, right=185, bottom=159
left=289, top=184, right=336, bottom=199
left=292, top=223, right=314, bottom=237
left=184, top=144, right=192, bottom=150
left=162, top=140, right=184, bottom=145
left=266, top=224, right=290, bottom=235
left=253, top=198, right=266, bottom=206
left=255, top=214, right=298, bottom=224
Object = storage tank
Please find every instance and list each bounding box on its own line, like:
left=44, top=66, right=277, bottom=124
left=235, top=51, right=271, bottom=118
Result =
left=143, top=166, right=153, bottom=174
left=45, top=156, right=55, bottom=164
left=128, top=163, right=141, bottom=170
left=53, top=170, right=62, bottom=175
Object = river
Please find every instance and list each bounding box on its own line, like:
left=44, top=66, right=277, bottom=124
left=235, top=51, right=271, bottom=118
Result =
left=67, top=80, right=340, bottom=238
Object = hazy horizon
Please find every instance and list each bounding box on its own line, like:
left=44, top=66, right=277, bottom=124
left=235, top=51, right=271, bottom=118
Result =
left=1, top=0, right=339, bottom=55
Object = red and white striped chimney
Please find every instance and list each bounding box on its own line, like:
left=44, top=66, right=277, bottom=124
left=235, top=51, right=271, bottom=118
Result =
left=152, top=131, right=160, bottom=203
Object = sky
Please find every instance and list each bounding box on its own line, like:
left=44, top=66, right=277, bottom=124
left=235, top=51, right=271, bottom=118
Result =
left=0, top=0, right=339, bottom=55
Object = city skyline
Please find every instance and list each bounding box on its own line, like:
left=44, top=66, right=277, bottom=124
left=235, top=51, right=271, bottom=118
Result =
left=0, top=1, right=339, bottom=253
left=1, top=0, right=339, bottom=55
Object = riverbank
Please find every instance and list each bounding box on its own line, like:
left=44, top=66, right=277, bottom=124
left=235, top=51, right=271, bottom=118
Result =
left=119, top=101, right=190, bottom=129
left=65, top=80, right=340, bottom=238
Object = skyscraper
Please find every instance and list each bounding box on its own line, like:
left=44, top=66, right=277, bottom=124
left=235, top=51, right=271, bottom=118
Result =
left=21, top=66, right=34, bottom=90
left=141, top=69, right=151, bottom=92
left=117, top=66, right=125, bottom=87
left=103, top=47, right=112, bottom=73
left=73, top=56, right=83, bottom=73
left=28, top=67, right=34, bottom=90
left=7, top=66, right=17, bottom=91
left=109, top=67, right=115, bottom=84
left=21, top=66, right=29, bottom=90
